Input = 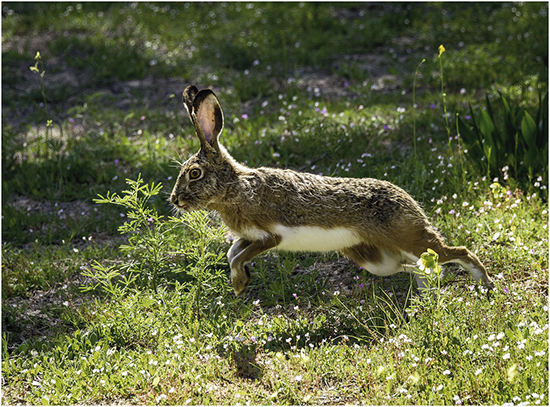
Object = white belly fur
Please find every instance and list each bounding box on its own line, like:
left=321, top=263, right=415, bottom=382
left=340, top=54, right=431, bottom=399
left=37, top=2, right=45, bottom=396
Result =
left=360, top=250, right=419, bottom=277
left=273, top=225, right=363, bottom=252
left=234, top=225, right=422, bottom=278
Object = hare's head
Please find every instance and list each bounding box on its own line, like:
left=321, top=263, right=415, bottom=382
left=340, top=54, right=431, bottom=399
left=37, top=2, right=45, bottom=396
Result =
left=170, top=86, right=235, bottom=211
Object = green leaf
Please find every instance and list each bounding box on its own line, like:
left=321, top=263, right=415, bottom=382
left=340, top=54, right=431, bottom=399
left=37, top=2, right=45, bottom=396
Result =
left=468, top=102, right=480, bottom=135
left=458, top=116, right=484, bottom=164
left=524, top=147, right=540, bottom=171
left=123, top=112, right=135, bottom=123
left=505, top=329, right=515, bottom=341
left=500, top=92, right=511, bottom=119
left=521, top=111, right=537, bottom=149
left=508, top=151, right=516, bottom=168
left=479, top=110, right=499, bottom=168
left=479, top=109, right=495, bottom=139
left=514, top=107, right=526, bottom=129
left=457, top=116, right=475, bottom=144
left=485, top=95, right=495, bottom=121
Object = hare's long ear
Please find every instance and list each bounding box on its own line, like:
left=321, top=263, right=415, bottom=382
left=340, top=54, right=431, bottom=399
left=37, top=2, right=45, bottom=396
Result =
left=182, top=86, right=223, bottom=154
left=194, top=89, right=223, bottom=152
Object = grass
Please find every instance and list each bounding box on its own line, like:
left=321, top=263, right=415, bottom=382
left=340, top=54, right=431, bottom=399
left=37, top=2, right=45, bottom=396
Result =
left=2, top=2, right=548, bottom=405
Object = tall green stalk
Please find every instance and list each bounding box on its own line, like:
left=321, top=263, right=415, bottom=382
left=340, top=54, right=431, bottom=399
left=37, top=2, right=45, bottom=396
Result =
left=438, top=45, right=451, bottom=142
left=412, top=59, right=426, bottom=159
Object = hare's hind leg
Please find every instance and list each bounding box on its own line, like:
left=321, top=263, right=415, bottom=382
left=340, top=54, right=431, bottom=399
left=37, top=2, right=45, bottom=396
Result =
left=341, top=244, right=404, bottom=277
left=437, top=245, right=494, bottom=289
left=411, top=228, right=494, bottom=289
left=342, top=243, right=435, bottom=291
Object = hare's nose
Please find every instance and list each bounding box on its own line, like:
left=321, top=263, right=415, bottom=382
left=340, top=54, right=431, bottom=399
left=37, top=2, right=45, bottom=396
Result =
left=170, top=193, right=178, bottom=205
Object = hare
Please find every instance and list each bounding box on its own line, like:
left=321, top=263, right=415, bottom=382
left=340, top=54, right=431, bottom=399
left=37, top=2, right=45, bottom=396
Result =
left=170, top=85, right=494, bottom=296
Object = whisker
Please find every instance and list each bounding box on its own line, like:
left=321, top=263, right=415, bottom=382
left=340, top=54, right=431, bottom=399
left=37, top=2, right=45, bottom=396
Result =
left=170, top=158, right=184, bottom=167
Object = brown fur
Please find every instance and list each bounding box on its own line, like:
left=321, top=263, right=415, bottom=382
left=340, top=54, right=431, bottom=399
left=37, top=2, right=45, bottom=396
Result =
left=171, top=86, right=493, bottom=296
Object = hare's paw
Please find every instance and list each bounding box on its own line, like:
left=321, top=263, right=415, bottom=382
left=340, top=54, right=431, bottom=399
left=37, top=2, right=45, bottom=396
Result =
left=231, top=263, right=252, bottom=296
left=228, top=237, right=274, bottom=296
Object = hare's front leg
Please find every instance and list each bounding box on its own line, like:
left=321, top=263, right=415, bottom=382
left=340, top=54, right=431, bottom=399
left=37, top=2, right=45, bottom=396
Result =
left=227, top=237, right=252, bottom=264
left=228, top=237, right=278, bottom=296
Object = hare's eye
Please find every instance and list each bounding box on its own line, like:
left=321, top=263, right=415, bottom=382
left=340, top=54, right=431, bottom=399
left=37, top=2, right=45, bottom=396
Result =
left=189, top=168, right=202, bottom=180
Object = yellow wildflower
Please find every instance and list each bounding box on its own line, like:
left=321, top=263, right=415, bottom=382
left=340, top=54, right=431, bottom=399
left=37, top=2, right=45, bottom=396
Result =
left=418, top=248, right=442, bottom=276
left=408, top=372, right=420, bottom=384
left=507, top=364, right=519, bottom=382
left=438, top=44, right=446, bottom=57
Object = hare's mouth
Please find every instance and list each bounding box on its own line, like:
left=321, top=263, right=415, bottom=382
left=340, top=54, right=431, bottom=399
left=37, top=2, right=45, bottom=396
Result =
left=171, top=198, right=189, bottom=211
left=171, top=193, right=194, bottom=211
left=174, top=200, right=199, bottom=212
left=175, top=202, right=191, bottom=211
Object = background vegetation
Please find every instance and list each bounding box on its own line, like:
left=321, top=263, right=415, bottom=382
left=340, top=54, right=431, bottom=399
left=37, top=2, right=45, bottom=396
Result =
left=2, top=2, right=548, bottom=405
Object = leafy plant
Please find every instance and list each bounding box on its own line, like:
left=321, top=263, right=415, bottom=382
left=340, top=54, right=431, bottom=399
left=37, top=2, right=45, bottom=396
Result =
left=458, top=92, right=548, bottom=185
left=83, top=175, right=229, bottom=296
